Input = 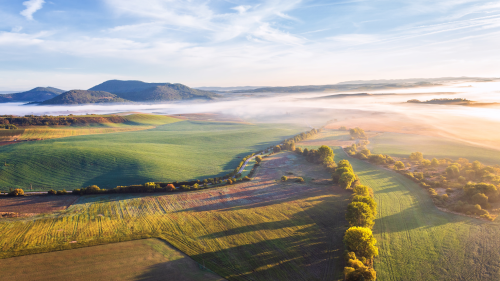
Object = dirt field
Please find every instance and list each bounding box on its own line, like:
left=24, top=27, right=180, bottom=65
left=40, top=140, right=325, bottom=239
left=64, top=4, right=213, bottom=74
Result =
left=0, top=195, right=78, bottom=217
left=0, top=238, right=224, bottom=281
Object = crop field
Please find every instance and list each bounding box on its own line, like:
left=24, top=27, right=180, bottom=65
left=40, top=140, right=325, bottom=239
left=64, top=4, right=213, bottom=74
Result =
left=0, top=195, right=78, bottom=217
left=0, top=121, right=305, bottom=191
left=0, top=238, right=224, bottom=281
left=298, top=128, right=500, bottom=280
left=369, top=132, right=500, bottom=165
left=0, top=152, right=350, bottom=280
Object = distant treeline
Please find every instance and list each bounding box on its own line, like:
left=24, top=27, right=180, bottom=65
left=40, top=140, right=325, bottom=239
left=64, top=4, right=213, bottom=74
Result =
left=407, top=98, right=471, bottom=104
left=0, top=115, right=126, bottom=127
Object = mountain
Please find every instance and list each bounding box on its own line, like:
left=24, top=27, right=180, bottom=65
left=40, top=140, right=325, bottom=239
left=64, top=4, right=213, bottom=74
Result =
left=0, top=87, right=64, bottom=103
left=89, top=80, right=220, bottom=101
left=40, top=90, right=128, bottom=105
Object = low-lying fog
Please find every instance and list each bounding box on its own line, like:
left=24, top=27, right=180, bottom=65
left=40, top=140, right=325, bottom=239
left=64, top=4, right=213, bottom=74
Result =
left=2, top=80, right=500, bottom=150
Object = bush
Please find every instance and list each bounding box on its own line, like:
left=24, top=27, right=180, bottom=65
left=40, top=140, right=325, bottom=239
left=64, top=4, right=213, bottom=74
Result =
left=255, top=156, right=262, bottom=163
left=57, top=189, right=67, bottom=195
left=281, top=176, right=288, bottom=182
left=8, top=188, right=24, bottom=196
left=339, top=172, right=356, bottom=189
left=48, top=189, right=57, bottom=195
left=226, top=179, right=233, bottom=185
left=295, top=177, right=305, bottom=183
left=243, top=176, right=251, bottom=181
left=165, top=184, right=176, bottom=191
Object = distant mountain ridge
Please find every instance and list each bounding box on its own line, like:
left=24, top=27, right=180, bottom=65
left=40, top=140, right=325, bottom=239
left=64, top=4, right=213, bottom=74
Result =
left=0, top=87, right=64, bottom=103
left=40, top=90, right=127, bottom=105
left=89, top=80, right=220, bottom=102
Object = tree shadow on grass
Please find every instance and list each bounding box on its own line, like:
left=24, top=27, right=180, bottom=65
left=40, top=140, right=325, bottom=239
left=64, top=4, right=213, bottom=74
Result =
left=187, top=196, right=350, bottom=281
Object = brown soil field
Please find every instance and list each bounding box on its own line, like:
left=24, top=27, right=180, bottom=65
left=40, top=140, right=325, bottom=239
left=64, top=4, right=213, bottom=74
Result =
left=0, top=238, right=225, bottom=281
left=0, top=195, right=78, bottom=217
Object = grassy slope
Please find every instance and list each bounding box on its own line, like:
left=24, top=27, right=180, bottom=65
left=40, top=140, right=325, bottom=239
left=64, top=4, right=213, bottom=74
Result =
left=0, top=121, right=305, bottom=190
left=370, top=132, right=500, bottom=165
left=334, top=147, right=500, bottom=280
left=0, top=238, right=223, bottom=281
left=0, top=153, right=350, bottom=280
left=0, top=114, right=180, bottom=141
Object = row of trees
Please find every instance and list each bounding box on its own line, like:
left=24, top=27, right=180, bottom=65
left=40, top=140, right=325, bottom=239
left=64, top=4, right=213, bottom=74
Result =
left=0, top=115, right=126, bottom=127
left=333, top=159, right=378, bottom=280
left=345, top=146, right=395, bottom=166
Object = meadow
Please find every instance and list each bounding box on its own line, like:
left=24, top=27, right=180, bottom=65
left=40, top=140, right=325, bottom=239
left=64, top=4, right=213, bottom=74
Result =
left=0, top=238, right=224, bottom=281
left=369, top=132, right=500, bottom=165
left=0, top=152, right=350, bottom=280
left=296, top=128, right=500, bottom=280
left=0, top=121, right=305, bottom=191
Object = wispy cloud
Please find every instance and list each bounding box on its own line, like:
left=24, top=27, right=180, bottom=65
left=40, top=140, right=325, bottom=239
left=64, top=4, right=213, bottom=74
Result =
left=20, top=0, right=45, bottom=20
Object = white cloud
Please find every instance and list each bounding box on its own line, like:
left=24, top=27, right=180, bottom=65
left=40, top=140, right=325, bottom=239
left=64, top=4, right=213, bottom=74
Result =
left=20, top=0, right=45, bottom=20
left=232, top=5, right=251, bottom=14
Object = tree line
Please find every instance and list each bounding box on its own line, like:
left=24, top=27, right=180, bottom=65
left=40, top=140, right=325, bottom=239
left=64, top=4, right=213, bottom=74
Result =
left=0, top=115, right=126, bottom=127
left=331, top=159, right=378, bottom=280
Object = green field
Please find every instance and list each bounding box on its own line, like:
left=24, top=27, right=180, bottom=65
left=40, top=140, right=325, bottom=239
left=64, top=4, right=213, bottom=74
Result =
left=0, top=152, right=350, bottom=280
left=0, top=238, right=223, bottom=281
left=369, top=132, right=500, bottom=165
left=334, top=147, right=500, bottom=280
left=0, top=121, right=305, bottom=191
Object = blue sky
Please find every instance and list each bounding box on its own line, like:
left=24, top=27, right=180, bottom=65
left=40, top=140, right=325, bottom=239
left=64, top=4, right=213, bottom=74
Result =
left=1, top=0, right=500, bottom=90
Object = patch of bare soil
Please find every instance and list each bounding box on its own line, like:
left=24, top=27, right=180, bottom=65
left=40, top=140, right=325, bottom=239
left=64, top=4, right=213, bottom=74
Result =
left=0, top=195, right=79, bottom=216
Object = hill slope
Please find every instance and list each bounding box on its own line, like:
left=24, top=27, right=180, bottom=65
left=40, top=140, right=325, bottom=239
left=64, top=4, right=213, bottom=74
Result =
left=89, top=80, right=220, bottom=101
left=41, top=90, right=128, bottom=105
left=0, top=87, right=64, bottom=103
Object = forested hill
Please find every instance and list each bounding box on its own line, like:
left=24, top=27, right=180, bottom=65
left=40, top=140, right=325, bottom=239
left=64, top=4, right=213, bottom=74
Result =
left=89, top=80, right=220, bottom=101
left=0, top=87, right=64, bottom=103
left=40, top=90, right=128, bottom=105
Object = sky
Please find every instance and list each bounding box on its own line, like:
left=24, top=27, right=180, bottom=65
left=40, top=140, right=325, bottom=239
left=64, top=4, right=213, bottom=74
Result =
left=1, top=0, right=500, bottom=90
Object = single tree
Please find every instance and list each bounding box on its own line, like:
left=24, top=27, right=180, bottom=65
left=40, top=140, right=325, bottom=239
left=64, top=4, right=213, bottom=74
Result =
left=394, top=161, right=405, bottom=170
left=346, top=202, right=375, bottom=228
left=343, top=227, right=379, bottom=260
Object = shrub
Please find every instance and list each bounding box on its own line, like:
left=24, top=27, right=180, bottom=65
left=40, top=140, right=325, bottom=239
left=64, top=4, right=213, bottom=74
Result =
left=242, top=176, right=251, bottom=181
left=165, top=184, right=176, bottom=191
left=57, top=189, right=67, bottom=195
left=295, top=177, right=305, bottom=183
left=48, top=189, right=57, bottom=195
left=346, top=202, right=375, bottom=228
left=394, top=161, right=405, bottom=170
left=281, top=176, right=288, bottom=182
left=339, top=172, right=356, bottom=189
left=471, top=193, right=489, bottom=208
left=343, top=227, right=379, bottom=260
left=8, top=189, right=24, bottom=196
left=428, top=188, right=438, bottom=196
left=255, top=156, right=262, bottom=163
left=226, top=179, right=233, bottom=185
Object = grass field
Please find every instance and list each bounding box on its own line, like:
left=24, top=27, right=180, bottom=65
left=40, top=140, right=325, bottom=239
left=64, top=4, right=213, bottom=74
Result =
left=0, top=121, right=305, bottom=191
left=0, top=152, right=350, bottom=280
left=0, top=114, right=180, bottom=142
left=298, top=128, right=500, bottom=280
left=0, top=238, right=224, bottom=281
left=369, top=132, right=500, bottom=165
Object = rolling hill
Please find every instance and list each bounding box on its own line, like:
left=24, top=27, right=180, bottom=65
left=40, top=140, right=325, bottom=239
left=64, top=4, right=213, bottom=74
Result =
left=40, top=90, right=128, bottom=105
left=89, top=80, right=220, bottom=101
left=0, top=87, right=64, bottom=103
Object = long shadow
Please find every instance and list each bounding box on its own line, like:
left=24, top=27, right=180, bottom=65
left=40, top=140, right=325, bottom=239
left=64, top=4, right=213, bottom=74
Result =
left=186, top=194, right=350, bottom=281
